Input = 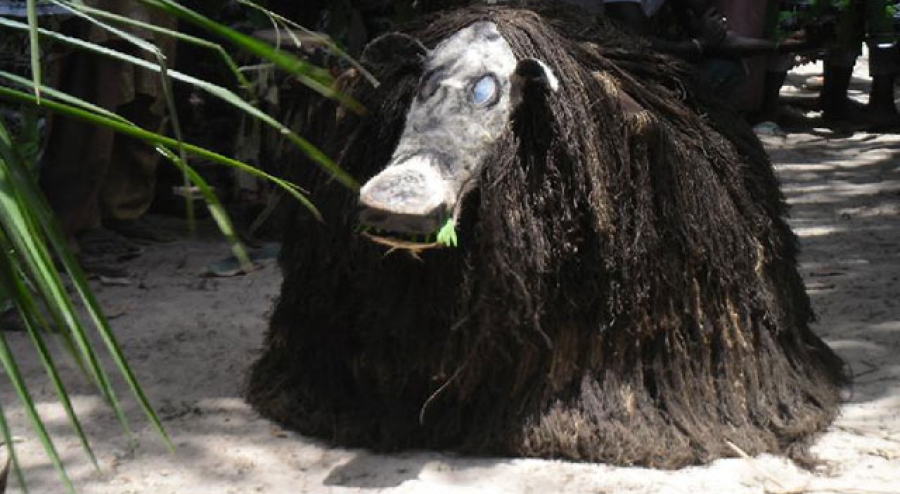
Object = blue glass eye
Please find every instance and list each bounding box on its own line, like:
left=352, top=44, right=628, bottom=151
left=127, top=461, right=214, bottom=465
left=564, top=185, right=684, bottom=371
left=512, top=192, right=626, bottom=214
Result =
left=472, top=75, right=498, bottom=106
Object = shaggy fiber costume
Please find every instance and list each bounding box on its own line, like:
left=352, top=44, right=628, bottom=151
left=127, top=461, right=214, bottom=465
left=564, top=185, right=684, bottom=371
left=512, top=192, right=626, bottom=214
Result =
left=247, top=4, right=847, bottom=468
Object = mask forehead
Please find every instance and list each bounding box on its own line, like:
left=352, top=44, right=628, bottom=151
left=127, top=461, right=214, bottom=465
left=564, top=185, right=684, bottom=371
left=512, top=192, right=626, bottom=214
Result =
left=395, top=21, right=517, bottom=165
left=428, top=21, right=517, bottom=81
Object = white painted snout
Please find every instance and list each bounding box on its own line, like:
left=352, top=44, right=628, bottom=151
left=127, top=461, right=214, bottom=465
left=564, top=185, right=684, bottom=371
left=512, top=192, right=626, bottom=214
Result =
left=358, top=156, right=452, bottom=234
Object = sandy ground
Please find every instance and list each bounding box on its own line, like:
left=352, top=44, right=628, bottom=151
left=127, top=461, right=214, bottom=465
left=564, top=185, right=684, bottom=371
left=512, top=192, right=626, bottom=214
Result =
left=3, top=61, right=900, bottom=493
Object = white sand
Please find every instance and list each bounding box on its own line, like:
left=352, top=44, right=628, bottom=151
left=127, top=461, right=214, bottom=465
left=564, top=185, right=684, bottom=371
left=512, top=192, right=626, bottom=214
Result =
left=3, top=62, right=900, bottom=493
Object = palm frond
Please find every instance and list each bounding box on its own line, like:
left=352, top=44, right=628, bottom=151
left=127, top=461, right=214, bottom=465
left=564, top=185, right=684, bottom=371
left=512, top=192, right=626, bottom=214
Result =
left=25, top=0, right=41, bottom=102
left=0, top=15, right=359, bottom=190
left=0, top=83, right=319, bottom=217
left=236, top=0, right=380, bottom=88
left=138, top=0, right=367, bottom=113
left=0, top=2, right=359, bottom=490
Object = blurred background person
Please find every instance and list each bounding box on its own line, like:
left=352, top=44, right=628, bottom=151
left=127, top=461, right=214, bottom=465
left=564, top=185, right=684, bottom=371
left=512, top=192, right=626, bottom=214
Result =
left=39, top=1, right=178, bottom=277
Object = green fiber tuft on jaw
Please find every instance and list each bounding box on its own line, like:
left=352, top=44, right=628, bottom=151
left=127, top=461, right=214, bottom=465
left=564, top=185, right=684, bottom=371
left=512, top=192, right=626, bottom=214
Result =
left=436, top=218, right=458, bottom=248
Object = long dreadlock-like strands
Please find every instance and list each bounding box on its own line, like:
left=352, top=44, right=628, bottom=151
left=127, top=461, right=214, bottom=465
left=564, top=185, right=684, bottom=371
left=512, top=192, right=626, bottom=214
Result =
left=248, top=4, right=846, bottom=468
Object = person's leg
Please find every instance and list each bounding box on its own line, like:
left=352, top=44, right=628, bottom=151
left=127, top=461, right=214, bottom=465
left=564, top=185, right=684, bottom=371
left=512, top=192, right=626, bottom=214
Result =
left=867, top=44, right=899, bottom=121
left=759, top=69, right=788, bottom=121
left=98, top=94, right=177, bottom=243
left=39, top=30, right=139, bottom=276
left=863, top=0, right=900, bottom=125
left=39, top=41, right=115, bottom=240
left=99, top=94, right=163, bottom=224
left=819, top=0, right=865, bottom=121
left=748, top=0, right=790, bottom=126
left=99, top=34, right=178, bottom=243
left=820, top=57, right=856, bottom=120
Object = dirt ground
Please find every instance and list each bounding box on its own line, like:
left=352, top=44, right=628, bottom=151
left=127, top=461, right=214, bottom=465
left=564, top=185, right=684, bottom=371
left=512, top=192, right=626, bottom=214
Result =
left=3, top=61, right=900, bottom=493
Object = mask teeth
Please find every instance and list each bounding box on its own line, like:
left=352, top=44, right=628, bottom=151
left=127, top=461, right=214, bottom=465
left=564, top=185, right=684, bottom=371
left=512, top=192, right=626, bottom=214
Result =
left=361, top=225, right=443, bottom=245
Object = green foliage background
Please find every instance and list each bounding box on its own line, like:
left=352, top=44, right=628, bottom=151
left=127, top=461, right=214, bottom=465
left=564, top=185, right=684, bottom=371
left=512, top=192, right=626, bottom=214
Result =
left=0, top=1, right=357, bottom=491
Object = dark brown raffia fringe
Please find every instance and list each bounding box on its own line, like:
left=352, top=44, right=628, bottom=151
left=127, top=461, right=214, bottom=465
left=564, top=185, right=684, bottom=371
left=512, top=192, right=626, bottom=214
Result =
left=246, top=3, right=847, bottom=468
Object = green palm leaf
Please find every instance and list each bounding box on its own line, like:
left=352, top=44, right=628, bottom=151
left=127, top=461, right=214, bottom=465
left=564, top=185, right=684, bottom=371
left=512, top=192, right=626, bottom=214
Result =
left=138, top=0, right=367, bottom=113
left=1, top=2, right=360, bottom=490
left=25, top=0, right=41, bottom=102
left=0, top=120, right=88, bottom=493
left=0, top=15, right=359, bottom=190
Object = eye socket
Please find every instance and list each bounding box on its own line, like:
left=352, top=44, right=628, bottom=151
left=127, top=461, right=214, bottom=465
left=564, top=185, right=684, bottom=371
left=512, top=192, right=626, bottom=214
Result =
left=471, top=75, right=499, bottom=107
left=418, top=68, right=445, bottom=102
